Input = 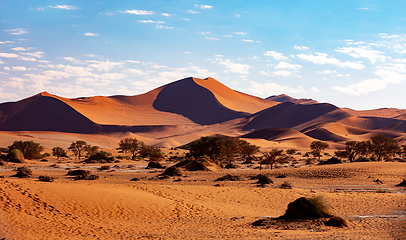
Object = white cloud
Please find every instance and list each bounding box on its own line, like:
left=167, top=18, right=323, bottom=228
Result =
left=127, top=68, right=147, bottom=76
left=64, top=57, right=81, bottom=63
left=0, top=41, right=14, bottom=44
left=242, top=39, right=253, bottom=42
left=297, top=52, right=365, bottom=69
left=246, top=81, right=305, bottom=97
left=335, top=46, right=386, bottom=63
left=235, top=32, right=247, bottom=35
left=259, top=70, right=299, bottom=78
left=49, top=5, right=78, bottom=10
left=22, top=51, right=44, bottom=58
left=88, top=60, right=124, bottom=72
left=161, top=13, right=171, bottom=17
left=11, top=47, right=32, bottom=51
left=293, top=45, right=309, bottom=51
left=184, top=51, right=192, bottom=54
left=316, top=69, right=337, bottom=74
left=205, top=37, right=219, bottom=40
left=187, top=10, right=199, bottom=14
left=18, top=56, right=37, bottom=62
left=195, top=4, right=213, bottom=9
left=119, top=10, right=155, bottom=15
left=0, top=53, right=19, bottom=58
left=4, top=66, right=27, bottom=71
left=264, top=51, right=288, bottom=60
left=200, top=32, right=212, bottom=35
left=7, top=77, right=25, bottom=89
left=155, top=25, right=173, bottom=29
left=84, top=33, right=99, bottom=37
left=5, top=28, right=28, bottom=35
left=139, top=20, right=164, bottom=24
left=275, top=62, right=302, bottom=70
left=218, top=59, right=252, bottom=75
left=358, top=8, right=369, bottom=10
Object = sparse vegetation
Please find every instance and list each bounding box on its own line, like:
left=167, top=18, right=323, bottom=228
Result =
left=280, top=196, right=331, bottom=219
left=14, top=167, right=32, bottom=178
left=261, top=149, right=286, bottom=170
left=117, top=138, right=141, bottom=160
left=38, top=175, right=55, bottom=182
left=8, top=141, right=44, bottom=159
left=280, top=181, right=292, bottom=189
left=7, top=149, right=25, bottom=163
left=52, top=147, right=68, bottom=159
left=310, top=141, right=329, bottom=161
left=68, top=141, right=89, bottom=160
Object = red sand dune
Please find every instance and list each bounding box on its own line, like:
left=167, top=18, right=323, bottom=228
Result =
left=1, top=77, right=406, bottom=150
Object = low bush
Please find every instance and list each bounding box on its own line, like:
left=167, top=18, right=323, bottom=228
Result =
left=251, top=174, right=273, bottom=184
left=14, top=167, right=32, bottom=178
left=7, top=149, right=25, bottom=163
left=98, top=166, right=110, bottom=171
left=215, top=174, right=240, bottom=181
left=38, top=175, right=55, bottom=182
left=280, top=196, right=332, bottom=219
left=280, top=181, right=292, bottom=189
left=161, top=167, right=182, bottom=176
left=146, top=161, right=165, bottom=169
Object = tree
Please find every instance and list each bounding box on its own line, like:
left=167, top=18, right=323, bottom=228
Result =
left=261, top=149, right=285, bottom=170
left=286, top=149, right=297, bottom=161
left=239, top=140, right=260, bottom=161
left=85, top=145, right=100, bottom=156
left=68, top=140, right=88, bottom=160
left=52, top=147, right=67, bottom=159
left=335, top=141, right=363, bottom=162
left=310, top=141, right=329, bottom=161
left=117, top=138, right=142, bottom=160
left=369, top=134, right=400, bottom=161
left=139, top=144, right=164, bottom=161
left=8, top=141, right=44, bottom=159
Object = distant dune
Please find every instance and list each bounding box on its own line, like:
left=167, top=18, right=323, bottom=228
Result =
left=1, top=76, right=406, bottom=150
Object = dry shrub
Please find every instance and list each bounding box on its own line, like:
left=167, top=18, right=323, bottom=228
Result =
left=161, top=167, right=182, bottom=176
left=280, top=196, right=332, bottom=220
left=280, top=181, right=292, bottom=189
left=98, top=165, right=110, bottom=171
left=324, top=216, right=348, bottom=227
left=251, top=174, right=273, bottom=184
left=215, top=174, right=240, bottom=181
left=38, top=175, right=55, bottom=182
left=395, top=179, right=406, bottom=187
left=146, top=161, right=165, bottom=169
left=14, top=167, right=32, bottom=178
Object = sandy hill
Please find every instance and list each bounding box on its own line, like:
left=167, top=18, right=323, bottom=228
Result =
left=1, top=77, right=406, bottom=150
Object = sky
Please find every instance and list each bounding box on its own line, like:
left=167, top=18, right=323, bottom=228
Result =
left=1, top=0, right=406, bottom=110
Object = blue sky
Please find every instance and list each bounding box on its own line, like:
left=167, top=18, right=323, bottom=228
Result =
left=1, top=1, right=406, bottom=110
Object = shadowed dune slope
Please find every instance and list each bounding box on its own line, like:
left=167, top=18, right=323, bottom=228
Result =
left=243, top=102, right=348, bottom=131
left=338, top=116, right=402, bottom=130
left=153, top=77, right=250, bottom=125
left=194, top=77, right=277, bottom=113
left=302, top=128, right=348, bottom=142
left=0, top=93, right=102, bottom=133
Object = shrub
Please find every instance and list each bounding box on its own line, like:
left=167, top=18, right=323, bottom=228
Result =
left=38, top=175, right=55, bottom=182
left=280, top=181, right=292, bottom=189
left=130, top=177, right=140, bottom=181
left=8, top=141, right=44, bottom=159
left=280, top=196, right=332, bottom=219
left=67, top=169, right=90, bottom=176
left=161, top=167, right=182, bottom=176
left=14, top=167, right=32, bottom=178
left=324, top=216, right=348, bottom=227
left=52, top=147, right=68, bottom=159
left=7, top=149, right=25, bottom=163
left=98, top=166, right=110, bottom=171
left=215, top=174, right=240, bottom=181
left=251, top=174, right=273, bottom=184
left=395, top=179, right=406, bottom=187
left=146, top=161, right=165, bottom=169
left=84, top=151, right=115, bottom=163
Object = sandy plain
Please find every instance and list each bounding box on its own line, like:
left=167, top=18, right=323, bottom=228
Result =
left=0, top=155, right=405, bottom=240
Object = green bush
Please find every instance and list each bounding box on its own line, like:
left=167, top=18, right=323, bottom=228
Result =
left=7, top=149, right=25, bottom=163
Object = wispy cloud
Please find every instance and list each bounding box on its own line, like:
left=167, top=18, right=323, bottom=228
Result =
left=235, top=32, right=247, bottom=35
left=242, top=39, right=253, bottom=42
left=155, top=25, right=173, bottom=29
left=297, top=52, right=365, bottom=69
left=49, top=5, right=78, bottom=10
left=84, top=32, right=99, bottom=37
left=293, top=45, right=309, bottom=51
left=274, top=62, right=302, bottom=70
left=161, top=13, right=172, bottom=17
left=119, top=10, right=155, bottom=15
left=139, top=20, right=164, bottom=24
left=205, top=37, right=219, bottom=40
left=217, top=59, right=252, bottom=75
left=187, top=10, right=199, bottom=14
left=0, top=53, right=19, bottom=58
left=11, top=47, right=32, bottom=51
left=5, top=28, right=28, bottom=35
left=195, top=4, right=213, bottom=9
left=264, top=51, right=288, bottom=60
left=335, top=46, right=387, bottom=63
left=246, top=81, right=305, bottom=97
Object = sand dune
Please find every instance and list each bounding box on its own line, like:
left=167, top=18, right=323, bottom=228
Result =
left=267, top=94, right=318, bottom=105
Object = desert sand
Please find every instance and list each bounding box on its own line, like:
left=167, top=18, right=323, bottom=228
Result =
left=0, top=77, right=405, bottom=239
left=0, top=159, right=404, bottom=239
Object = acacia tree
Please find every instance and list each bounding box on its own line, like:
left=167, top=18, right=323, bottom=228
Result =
left=239, top=140, right=260, bottom=161
left=310, top=141, right=329, bottom=161
left=52, top=147, right=67, bottom=159
left=261, top=149, right=285, bottom=170
left=117, top=138, right=142, bottom=160
left=8, top=141, right=44, bottom=159
left=139, top=144, right=164, bottom=161
left=369, top=134, right=400, bottom=161
left=68, top=140, right=88, bottom=160
left=335, top=141, right=363, bottom=162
